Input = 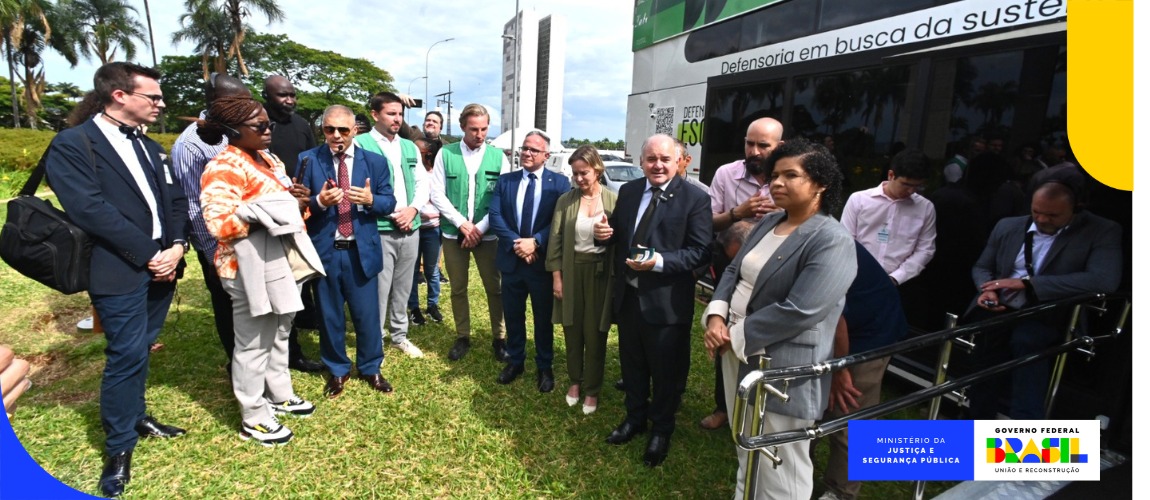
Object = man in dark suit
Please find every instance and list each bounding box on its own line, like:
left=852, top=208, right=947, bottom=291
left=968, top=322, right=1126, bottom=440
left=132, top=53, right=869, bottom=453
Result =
left=44, top=62, right=190, bottom=497
left=969, top=178, right=1122, bottom=419
left=489, top=132, right=571, bottom=391
left=593, top=134, right=712, bottom=467
left=263, top=74, right=324, bottom=372
left=298, top=105, right=397, bottom=398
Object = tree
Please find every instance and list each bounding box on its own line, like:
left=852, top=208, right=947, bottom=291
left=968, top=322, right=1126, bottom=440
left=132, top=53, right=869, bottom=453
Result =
left=187, top=0, right=283, bottom=76
left=55, top=0, right=148, bottom=65
left=1, top=0, right=50, bottom=127
left=156, top=53, right=218, bottom=132
left=172, top=1, right=241, bottom=80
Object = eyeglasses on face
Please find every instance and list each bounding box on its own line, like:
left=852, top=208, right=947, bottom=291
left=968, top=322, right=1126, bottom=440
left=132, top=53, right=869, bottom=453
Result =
left=521, top=147, right=547, bottom=156
left=322, top=125, right=353, bottom=136
left=242, top=121, right=275, bottom=134
left=131, top=92, right=165, bottom=105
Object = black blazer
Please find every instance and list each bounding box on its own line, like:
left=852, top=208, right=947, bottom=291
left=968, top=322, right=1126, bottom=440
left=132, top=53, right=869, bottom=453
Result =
left=45, top=118, right=189, bottom=295
left=604, top=175, right=711, bottom=325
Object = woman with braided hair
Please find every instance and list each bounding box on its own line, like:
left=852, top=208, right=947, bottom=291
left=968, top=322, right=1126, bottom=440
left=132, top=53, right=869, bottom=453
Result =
left=200, top=94, right=323, bottom=446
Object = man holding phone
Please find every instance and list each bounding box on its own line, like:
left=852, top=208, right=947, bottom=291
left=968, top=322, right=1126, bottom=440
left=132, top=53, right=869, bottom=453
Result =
left=298, top=105, right=398, bottom=398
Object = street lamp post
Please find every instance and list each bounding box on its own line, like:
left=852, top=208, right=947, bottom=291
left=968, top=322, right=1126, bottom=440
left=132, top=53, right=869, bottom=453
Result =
left=504, top=0, right=521, bottom=165
left=425, top=38, right=455, bottom=116
left=407, top=76, right=426, bottom=125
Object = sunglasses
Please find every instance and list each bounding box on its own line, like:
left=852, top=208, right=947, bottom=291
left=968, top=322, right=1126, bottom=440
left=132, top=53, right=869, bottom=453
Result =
left=243, top=121, right=275, bottom=134
left=322, top=125, right=353, bottom=136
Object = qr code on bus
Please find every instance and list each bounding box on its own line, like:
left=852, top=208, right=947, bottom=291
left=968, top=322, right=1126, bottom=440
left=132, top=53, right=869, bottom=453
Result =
left=654, top=107, right=675, bottom=136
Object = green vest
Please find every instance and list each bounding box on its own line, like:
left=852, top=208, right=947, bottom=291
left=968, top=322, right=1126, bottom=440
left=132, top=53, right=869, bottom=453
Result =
left=354, top=133, right=421, bottom=232
left=440, top=142, right=504, bottom=236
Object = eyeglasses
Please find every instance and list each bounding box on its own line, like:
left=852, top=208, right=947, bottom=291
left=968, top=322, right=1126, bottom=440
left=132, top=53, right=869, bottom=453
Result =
left=521, top=147, right=547, bottom=156
left=322, top=125, right=353, bottom=136
left=131, top=92, right=164, bottom=105
left=242, top=121, right=275, bottom=134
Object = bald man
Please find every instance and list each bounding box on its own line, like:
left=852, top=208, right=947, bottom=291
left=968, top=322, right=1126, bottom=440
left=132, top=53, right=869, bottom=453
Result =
left=594, top=134, right=712, bottom=467
left=263, top=75, right=324, bottom=372
left=698, top=117, right=784, bottom=431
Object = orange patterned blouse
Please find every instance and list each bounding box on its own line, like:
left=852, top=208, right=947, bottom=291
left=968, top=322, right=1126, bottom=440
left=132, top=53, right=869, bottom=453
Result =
left=200, top=145, right=306, bottom=279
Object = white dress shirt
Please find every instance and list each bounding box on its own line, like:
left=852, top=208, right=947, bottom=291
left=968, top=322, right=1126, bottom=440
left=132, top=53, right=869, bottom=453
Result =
left=94, top=114, right=162, bottom=240
left=429, top=141, right=511, bottom=241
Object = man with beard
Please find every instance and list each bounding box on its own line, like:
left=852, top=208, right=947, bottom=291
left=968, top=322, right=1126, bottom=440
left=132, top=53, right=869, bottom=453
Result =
left=263, top=74, right=324, bottom=372
left=423, top=111, right=451, bottom=144
left=696, top=116, right=784, bottom=431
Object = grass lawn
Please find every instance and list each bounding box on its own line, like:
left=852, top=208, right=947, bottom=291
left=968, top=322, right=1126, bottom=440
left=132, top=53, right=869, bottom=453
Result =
left=0, top=197, right=955, bottom=498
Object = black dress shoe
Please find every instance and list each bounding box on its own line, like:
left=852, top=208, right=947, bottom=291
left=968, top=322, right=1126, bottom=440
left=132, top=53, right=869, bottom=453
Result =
left=289, top=356, right=324, bottom=373
left=135, top=416, right=186, bottom=439
left=325, top=374, right=351, bottom=398
left=448, top=338, right=471, bottom=361
left=492, top=338, right=508, bottom=362
left=536, top=369, right=555, bottom=393
left=614, top=378, right=625, bottom=391
left=99, top=450, right=132, bottom=497
left=643, top=434, right=671, bottom=467
left=497, top=363, right=525, bottom=384
left=358, top=374, right=394, bottom=393
left=605, top=421, right=647, bottom=445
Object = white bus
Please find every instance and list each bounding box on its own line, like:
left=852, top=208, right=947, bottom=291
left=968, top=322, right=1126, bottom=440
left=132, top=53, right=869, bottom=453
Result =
left=625, top=0, right=1068, bottom=185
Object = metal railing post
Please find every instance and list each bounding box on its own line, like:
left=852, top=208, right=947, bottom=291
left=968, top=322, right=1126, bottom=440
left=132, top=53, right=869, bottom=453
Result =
left=737, top=356, right=771, bottom=500
left=1044, top=304, right=1083, bottom=419
left=914, top=312, right=959, bottom=500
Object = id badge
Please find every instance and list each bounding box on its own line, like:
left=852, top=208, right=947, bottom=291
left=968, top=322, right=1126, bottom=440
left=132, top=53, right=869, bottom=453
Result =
left=877, top=225, right=890, bottom=243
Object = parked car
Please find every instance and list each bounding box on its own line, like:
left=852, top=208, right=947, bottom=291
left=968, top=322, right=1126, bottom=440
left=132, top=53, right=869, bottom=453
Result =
left=602, top=161, right=643, bottom=192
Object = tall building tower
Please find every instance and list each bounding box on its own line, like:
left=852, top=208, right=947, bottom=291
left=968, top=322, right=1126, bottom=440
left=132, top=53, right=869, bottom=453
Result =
left=502, top=10, right=566, bottom=144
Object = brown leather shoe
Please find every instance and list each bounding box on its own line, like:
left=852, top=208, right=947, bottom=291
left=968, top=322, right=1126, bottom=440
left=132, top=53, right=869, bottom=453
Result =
left=358, top=374, right=394, bottom=394
left=699, top=410, right=728, bottom=430
left=325, top=374, right=350, bottom=399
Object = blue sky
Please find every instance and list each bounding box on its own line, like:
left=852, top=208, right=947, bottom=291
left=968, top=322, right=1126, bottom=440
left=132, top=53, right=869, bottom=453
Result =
left=38, top=0, right=635, bottom=141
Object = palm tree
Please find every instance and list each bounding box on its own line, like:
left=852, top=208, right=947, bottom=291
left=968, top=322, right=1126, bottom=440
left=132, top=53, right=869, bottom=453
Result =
left=56, top=0, right=149, bottom=65
left=187, top=0, right=283, bottom=76
left=172, top=2, right=237, bottom=80
left=1, top=0, right=50, bottom=127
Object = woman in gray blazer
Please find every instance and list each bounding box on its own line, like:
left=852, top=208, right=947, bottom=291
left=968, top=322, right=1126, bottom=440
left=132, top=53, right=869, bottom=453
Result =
left=546, top=146, right=617, bottom=415
left=702, top=138, right=857, bottom=500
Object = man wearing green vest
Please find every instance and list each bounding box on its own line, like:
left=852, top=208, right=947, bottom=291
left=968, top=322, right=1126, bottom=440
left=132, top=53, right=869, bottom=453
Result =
left=429, top=103, right=511, bottom=361
left=355, top=92, right=429, bottom=359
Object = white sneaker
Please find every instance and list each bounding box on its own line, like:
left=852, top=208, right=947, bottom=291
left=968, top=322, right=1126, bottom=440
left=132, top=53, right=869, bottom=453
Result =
left=240, top=418, right=293, bottom=446
left=76, top=316, right=94, bottom=330
left=393, top=340, right=424, bottom=358
left=818, top=490, right=844, bottom=500
left=270, top=396, right=315, bottom=418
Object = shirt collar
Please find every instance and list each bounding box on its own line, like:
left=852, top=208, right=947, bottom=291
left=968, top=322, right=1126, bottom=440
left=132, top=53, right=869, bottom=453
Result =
left=645, top=177, right=672, bottom=192
left=462, top=140, right=483, bottom=155
left=1027, top=221, right=1069, bottom=237
left=522, top=167, right=543, bottom=179
left=331, top=141, right=356, bottom=158
left=370, top=128, right=399, bottom=144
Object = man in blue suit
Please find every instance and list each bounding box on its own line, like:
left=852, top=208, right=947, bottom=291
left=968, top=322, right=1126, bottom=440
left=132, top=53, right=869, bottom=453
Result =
left=298, top=105, right=397, bottom=398
left=593, top=134, right=712, bottom=467
left=489, top=132, right=571, bottom=391
left=44, top=62, right=190, bottom=497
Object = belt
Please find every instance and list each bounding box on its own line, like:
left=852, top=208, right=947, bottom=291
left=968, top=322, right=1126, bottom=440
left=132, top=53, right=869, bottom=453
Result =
left=334, top=240, right=357, bottom=250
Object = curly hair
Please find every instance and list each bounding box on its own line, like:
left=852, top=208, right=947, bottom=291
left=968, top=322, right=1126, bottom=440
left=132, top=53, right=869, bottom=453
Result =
left=196, top=94, right=265, bottom=146
left=763, top=137, right=845, bottom=214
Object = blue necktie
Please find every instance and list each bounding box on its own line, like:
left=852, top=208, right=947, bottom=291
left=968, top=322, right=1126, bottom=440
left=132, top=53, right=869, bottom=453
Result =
left=519, top=173, right=537, bottom=237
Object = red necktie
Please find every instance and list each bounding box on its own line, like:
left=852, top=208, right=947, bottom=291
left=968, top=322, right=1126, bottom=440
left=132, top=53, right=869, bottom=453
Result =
left=336, top=153, right=352, bottom=237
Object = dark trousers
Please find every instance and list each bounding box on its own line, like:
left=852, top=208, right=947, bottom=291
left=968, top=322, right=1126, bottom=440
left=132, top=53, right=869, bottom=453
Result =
left=91, top=278, right=175, bottom=456
left=409, top=226, right=442, bottom=309
left=316, top=246, right=383, bottom=377
left=968, top=314, right=1062, bottom=420
left=196, top=250, right=234, bottom=362
left=617, top=286, right=691, bottom=436
left=502, top=266, right=554, bottom=370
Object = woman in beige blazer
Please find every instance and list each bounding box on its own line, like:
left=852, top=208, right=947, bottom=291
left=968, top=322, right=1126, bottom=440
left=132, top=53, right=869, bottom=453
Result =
left=546, top=146, right=617, bottom=415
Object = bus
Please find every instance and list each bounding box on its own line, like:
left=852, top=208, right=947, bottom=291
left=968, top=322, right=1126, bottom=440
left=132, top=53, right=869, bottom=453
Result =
left=625, top=0, right=1068, bottom=186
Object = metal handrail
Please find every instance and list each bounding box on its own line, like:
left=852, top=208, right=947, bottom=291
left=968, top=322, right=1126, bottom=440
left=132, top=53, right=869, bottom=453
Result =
left=728, top=293, right=1129, bottom=491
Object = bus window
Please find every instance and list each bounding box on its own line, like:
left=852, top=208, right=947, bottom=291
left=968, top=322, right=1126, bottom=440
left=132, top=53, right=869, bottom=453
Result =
left=700, top=80, right=786, bottom=184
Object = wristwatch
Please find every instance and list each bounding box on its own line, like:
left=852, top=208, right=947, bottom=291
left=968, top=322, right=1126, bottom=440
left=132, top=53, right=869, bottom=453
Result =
left=728, top=207, right=740, bottom=222
left=173, top=239, right=190, bottom=253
